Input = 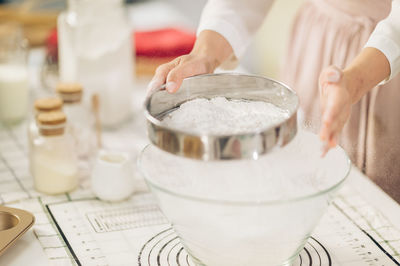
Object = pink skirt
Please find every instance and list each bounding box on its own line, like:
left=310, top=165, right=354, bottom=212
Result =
left=282, top=0, right=400, bottom=203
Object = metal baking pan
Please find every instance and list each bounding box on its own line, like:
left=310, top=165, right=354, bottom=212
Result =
left=0, top=205, right=35, bottom=256
left=144, top=73, right=299, bottom=160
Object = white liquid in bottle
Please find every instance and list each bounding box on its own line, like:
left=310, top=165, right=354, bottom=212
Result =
left=0, top=64, right=29, bottom=123
left=32, top=111, right=78, bottom=195
left=33, top=145, right=78, bottom=194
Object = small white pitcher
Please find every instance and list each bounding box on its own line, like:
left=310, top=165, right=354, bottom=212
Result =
left=91, top=150, right=135, bottom=201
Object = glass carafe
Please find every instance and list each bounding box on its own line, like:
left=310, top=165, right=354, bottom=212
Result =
left=0, top=23, right=29, bottom=124
left=58, top=0, right=134, bottom=128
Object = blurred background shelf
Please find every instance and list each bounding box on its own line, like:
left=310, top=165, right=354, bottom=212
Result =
left=0, top=0, right=303, bottom=78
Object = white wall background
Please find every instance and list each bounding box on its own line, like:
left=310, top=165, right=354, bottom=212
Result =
left=254, top=0, right=304, bottom=78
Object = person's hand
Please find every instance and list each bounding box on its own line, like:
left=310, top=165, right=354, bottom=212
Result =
left=318, top=66, right=352, bottom=156
left=147, top=30, right=234, bottom=94
left=147, top=53, right=217, bottom=94
left=319, top=48, right=391, bottom=156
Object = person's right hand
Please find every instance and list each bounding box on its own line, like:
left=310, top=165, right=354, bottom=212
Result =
left=147, top=30, right=234, bottom=94
left=147, top=52, right=218, bottom=94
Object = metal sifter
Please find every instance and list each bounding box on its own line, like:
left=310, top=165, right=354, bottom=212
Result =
left=144, top=73, right=299, bottom=160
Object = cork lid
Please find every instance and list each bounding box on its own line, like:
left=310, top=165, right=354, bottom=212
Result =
left=36, top=111, right=67, bottom=136
left=37, top=111, right=66, bottom=125
left=34, top=97, right=63, bottom=112
left=56, top=82, right=83, bottom=103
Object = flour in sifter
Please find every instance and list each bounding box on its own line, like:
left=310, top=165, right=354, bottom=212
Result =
left=161, top=97, right=290, bottom=135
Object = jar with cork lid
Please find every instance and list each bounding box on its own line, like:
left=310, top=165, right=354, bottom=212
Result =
left=32, top=111, right=78, bottom=194
left=28, top=97, right=64, bottom=175
left=28, top=97, right=63, bottom=147
left=56, top=82, right=96, bottom=161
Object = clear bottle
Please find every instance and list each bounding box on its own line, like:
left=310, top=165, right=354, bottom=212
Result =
left=28, top=97, right=63, bottom=149
left=32, top=111, right=78, bottom=194
left=56, top=82, right=97, bottom=162
left=28, top=97, right=63, bottom=174
left=57, top=0, right=134, bottom=127
left=0, top=23, right=29, bottom=124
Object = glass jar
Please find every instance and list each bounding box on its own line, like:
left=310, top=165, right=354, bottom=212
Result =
left=32, top=111, right=78, bottom=194
left=56, top=82, right=97, bottom=162
left=28, top=97, right=64, bottom=148
left=28, top=97, right=64, bottom=174
left=0, top=23, right=29, bottom=124
left=58, top=0, right=134, bottom=128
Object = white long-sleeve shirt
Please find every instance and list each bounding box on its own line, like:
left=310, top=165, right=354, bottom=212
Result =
left=197, top=0, right=400, bottom=81
left=365, top=0, right=400, bottom=80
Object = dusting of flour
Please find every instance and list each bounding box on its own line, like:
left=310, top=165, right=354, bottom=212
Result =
left=161, top=97, right=290, bottom=134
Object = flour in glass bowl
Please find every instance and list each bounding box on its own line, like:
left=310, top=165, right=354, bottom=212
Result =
left=161, top=97, right=290, bottom=135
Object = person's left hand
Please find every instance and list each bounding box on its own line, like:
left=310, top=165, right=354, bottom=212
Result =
left=318, top=66, right=353, bottom=156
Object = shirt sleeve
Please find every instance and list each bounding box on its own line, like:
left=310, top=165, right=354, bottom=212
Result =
left=365, top=0, right=400, bottom=82
left=197, top=0, right=274, bottom=68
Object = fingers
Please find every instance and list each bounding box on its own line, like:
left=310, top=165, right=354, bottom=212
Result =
left=320, top=92, right=347, bottom=157
left=320, top=98, right=339, bottom=143
left=319, top=84, right=337, bottom=150
left=165, top=67, right=181, bottom=93
left=319, top=66, right=342, bottom=104
left=326, top=66, right=342, bottom=83
left=319, top=65, right=342, bottom=89
left=319, top=66, right=342, bottom=121
left=321, top=139, right=332, bottom=157
left=166, top=62, right=206, bottom=93
left=320, top=120, right=338, bottom=157
left=147, top=61, right=177, bottom=93
left=148, top=55, right=211, bottom=94
left=320, top=117, right=337, bottom=147
left=321, top=137, right=337, bottom=157
left=319, top=66, right=345, bottom=157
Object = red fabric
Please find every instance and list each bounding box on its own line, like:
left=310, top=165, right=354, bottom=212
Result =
left=46, top=28, right=58, bottom=62
left=46, top=27, right=196, bottom=61
left=134, top=28, right=196, bottom=57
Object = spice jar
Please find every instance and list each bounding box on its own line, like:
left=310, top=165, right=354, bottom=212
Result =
left=56, top=82, right=96, bottom=161
left=28, top=97, right=63, bottom=147
left=28, top=97, right=63, bottom=174
left=32, top=111, right=78, bottom=194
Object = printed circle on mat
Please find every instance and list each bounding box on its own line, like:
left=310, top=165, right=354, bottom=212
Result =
left=138, top=228, right=331, bottom=266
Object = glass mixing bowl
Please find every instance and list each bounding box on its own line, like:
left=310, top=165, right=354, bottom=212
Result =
left=138, top=131, right=350, bottom=266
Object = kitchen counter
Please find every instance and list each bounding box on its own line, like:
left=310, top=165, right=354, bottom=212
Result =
left=0, top=138, right=399, bottom=266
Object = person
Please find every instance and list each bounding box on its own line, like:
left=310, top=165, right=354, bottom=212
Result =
left=148, top=0, right=400, bottom=202
left=319, top=0, right=400, bottom=202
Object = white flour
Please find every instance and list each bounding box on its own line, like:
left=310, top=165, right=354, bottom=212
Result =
left=161, top=97, right=290, bottom=134
left=142, top=131, right=348, bottom=201
left=155, top=97, right=348, bottom=201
